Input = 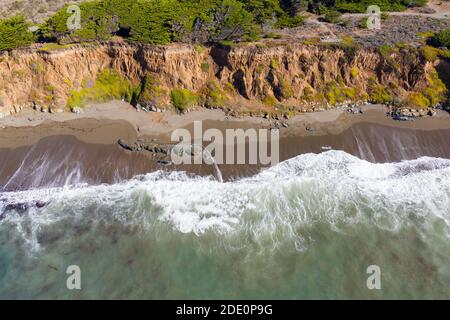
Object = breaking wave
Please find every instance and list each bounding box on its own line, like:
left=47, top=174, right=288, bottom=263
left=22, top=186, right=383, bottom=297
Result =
left=1, top=150, right=450, bottom=252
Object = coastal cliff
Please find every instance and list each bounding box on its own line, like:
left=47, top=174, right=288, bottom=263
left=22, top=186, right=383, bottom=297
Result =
left=0, top=41, right=446, bottom=117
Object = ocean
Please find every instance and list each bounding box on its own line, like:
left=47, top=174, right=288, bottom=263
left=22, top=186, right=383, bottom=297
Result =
left=1, top=149, right=449, bottom=299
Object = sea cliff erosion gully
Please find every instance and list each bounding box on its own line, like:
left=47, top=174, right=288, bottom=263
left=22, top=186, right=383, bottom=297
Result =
left=0, top=41, right=441, bottom=117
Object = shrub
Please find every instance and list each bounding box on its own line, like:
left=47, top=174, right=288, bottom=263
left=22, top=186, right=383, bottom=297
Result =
left=379, top=45, right=397, bottom=58
left=0, top=15, right=35, bottom=51
left=406, top=92, right=430, bottom=108
left=38, top=43, right=72, bottom=51
left=358, top=17, right=368, bottom=29
left=137, top=74, right=167, bottom=107
left=421, top=45, right=450, bottom=62
left=206, top=81, right=227, bottom=108
left=67, top=69, right=134, bottom=109
left=425, top=69, right=447, bottom=106
left=270, top=59, right=279, bottom=69
left=219, top=40, right=235, bottom=47
left=67, top=90, right=85, bottom=110
left=322, top=11, right=342, bottom=24
left=265, top=32, right=283, bottom=39
left=368, top=80, right=392, bottom=104
left=417, top=31, right=435, bottom=40
left=262, top=95, right=277, bottom=107
left=431, top=29, right=450, bottom=49
left=340, top=36, right=355, bottom=51
left=330, top=0, right=412, bottom=13
left=241, top=0, right=284, bottom=24
left=224, top=82, right=235, bottom=93
left=422, top=45, right=440, bottom=62
left=171, top=88, right=199, bottom=111
left=279, top=80, right=294, bottom=99
left=275, top=15, right=305, bottom=28
left=324, top=83, right=356, bottom=106
left=351, top=66, right=359, bottom=79
left=302, top=38, right=320, bottom=45
left=302, top=86, right=314, bottom=101
left=201, top=62, right=210, bottom=72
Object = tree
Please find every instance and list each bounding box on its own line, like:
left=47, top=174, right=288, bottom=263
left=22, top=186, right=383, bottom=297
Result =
left=196, top=0, right=259, bottom=42
left=238, top=0, right=285, bottom=24
left=0, top=15, right=35, bottom=51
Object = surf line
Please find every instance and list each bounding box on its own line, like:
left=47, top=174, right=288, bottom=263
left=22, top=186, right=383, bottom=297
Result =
left=176, top=304, right=210, bottom=318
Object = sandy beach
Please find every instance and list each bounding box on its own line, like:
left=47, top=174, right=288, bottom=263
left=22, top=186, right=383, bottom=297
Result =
left=1, top=100, right=450, bottom=149
left=1, top=101, right=449, bottom=187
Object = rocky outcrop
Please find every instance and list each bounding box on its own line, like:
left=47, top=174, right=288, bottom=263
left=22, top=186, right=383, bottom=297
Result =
left=117, top=139, right=171, bottom=155
left=0, top=41, right=442, bottom=116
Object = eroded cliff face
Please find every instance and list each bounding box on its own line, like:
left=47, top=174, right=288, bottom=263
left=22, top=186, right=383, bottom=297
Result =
left=0, top=41, right=438, bottom=116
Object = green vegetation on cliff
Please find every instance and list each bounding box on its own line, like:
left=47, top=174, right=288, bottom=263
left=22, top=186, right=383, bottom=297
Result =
left=67, top=69, right=135, bottom=109
left=136, top=75, right=168, bottom=108
left=171, top=88, right=199, bottom=112
left=430, top=29, right=450, bottom=49
left=419, top=29, right=450, bottom=61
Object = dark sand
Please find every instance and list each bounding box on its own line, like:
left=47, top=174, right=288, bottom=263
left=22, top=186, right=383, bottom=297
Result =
left=1, top=102, right=449, bottom=190
left=1, top=115, right=449, bottom=190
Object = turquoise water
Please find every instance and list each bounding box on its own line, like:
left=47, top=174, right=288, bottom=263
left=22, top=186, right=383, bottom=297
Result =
left=0, top=151, right=449, bottom=299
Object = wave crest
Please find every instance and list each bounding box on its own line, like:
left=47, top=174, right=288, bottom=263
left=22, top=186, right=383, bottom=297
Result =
left=1, top=151, right=450, bottom=251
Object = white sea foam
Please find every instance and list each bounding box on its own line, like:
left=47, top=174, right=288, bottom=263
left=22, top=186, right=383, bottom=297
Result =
left=1, top=151, right=450, bottom=251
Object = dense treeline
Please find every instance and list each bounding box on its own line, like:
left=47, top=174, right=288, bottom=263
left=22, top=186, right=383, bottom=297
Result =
left=0, top=0, right=429, bottom=50
left=38, top=0, right=308, bottom=45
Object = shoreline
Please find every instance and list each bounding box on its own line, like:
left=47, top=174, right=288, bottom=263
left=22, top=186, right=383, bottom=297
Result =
left=1, top=100, right=450, bottom=149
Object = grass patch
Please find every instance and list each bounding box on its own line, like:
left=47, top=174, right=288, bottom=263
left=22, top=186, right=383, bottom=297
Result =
left=67, top=68, right=135, bottom=110
left=351, top=66, right=359, bottom=79
left=279, top=80, right=294, bottom=99
left=302, top=37, right=320, bottom=45
left=201, top=62, right=210, bottom=72
left=421, top=45, right=450, bottom=62
left=262, top=95, right=277, bottom=107
left=205, top=81, right=227, bottom=108
left=194, top=44, right=205, bottom=53
left=322, top=11, right=342, bottom=24
left=270, top=58, right=279, bottom=69
left=275, top=15, right=305, bottom=28
left=368, top=79, right=392, bottom=104
left=378, top=45, right=397, bottom=58
left=406, top=92, right=430, bottom=109
left=171, top=88, right=199, bottom=112
left=324, top=82, right=357, bottom=106
left=38, top=43, right=73, bottom=51
left=219, top=40, right=235, bottom=47
left=425, top=69, right=447, bottom=106
left=137, top=74, right=167, bottom=107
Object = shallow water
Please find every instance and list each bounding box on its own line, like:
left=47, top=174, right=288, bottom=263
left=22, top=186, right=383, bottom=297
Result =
left=0, top=124, right=449, bottom=299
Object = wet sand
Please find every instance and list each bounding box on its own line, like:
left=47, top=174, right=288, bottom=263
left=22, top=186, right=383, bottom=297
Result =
left=1, top=103, right=449, bottom=190
left=1, top=100, right=450, bottom=148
